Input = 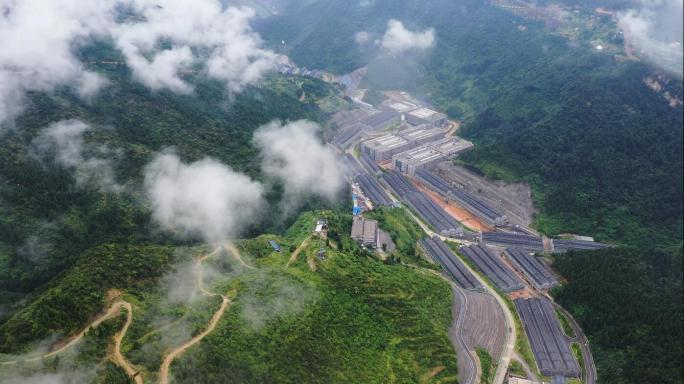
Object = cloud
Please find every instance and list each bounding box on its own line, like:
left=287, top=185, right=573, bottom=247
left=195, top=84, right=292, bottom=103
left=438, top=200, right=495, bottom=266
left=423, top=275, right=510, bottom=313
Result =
left=111, top=2, right=276, bottom=93
left=0, top=0, right=109, bottom=124
left=143, top=152, right=265, bottom=243
left=355, top=31, right=371, bottom=45
left=380, top=19, right=435, bottom=55
left=0, top=0, right=276, bottom=124
left=254, top=120, right=345, bottom=204
left=32, top=120, right=122, bottom=192
left=618, top=0, right=683, bottom=77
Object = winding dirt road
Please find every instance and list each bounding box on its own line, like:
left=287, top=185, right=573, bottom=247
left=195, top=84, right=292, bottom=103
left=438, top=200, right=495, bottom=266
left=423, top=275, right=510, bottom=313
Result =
left=1, top=296, right=141, bottom=384
left=158, top=245, right=236, bottom=384
left=109, top=302, right=143, bottom=384
left=285, top=236, right=311, bottom=268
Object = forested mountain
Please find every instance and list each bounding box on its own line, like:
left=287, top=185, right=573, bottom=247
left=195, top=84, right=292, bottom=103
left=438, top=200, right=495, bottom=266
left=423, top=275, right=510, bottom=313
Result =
left=0, top=43, right=344, bottom=327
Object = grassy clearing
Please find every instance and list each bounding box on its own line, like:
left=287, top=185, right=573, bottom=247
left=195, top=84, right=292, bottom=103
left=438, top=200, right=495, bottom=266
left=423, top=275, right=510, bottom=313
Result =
left=169, top=210, right=459, bottom=383
left=555, top=308, right=576, bottom=338
left=508, top=360, right=525, bottom=377
left=572, top=342, right=585, bottom=380
left=476, top=347, right=494, bottom=384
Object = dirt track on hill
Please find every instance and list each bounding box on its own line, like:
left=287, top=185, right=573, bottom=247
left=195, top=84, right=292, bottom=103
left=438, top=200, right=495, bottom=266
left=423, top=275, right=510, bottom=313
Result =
left=158, top=246, right=235, bottom=384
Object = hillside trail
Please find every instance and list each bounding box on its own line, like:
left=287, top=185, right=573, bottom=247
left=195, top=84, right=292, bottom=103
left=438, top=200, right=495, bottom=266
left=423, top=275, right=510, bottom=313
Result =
left=158, top=244, right=236, bottom=384
left=285, top=236, right=311, bottom=268
left=108, top=301, right=143, bottom=384
left=1, top=290, right=140, bottom=384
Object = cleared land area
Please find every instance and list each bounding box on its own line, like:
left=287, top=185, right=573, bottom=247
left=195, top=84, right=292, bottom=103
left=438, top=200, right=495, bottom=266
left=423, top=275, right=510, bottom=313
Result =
left=482, top=232, right=544, bottom=252
left=514, top=298, right=581, bottom=378
left=504, top=247, right=558, bottom=290
left=460, top=245, right=525, bottom=292
left=416, top=183, right=491, bottom=232
left=435, top=163, right=536, bottom=227
left=420, top=237, right=482, bottom=290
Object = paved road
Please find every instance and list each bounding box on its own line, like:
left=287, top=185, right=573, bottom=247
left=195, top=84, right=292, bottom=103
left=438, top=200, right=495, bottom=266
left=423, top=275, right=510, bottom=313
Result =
left=450, top=286, right=478, bottom=384
left=554, top=304, right=597, bottom=384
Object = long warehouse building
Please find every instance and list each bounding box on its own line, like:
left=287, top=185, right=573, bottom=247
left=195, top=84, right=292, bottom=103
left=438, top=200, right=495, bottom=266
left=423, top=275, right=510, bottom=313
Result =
left=415, top=169, right=507, bottom=227
left=515, top=298, right=581, bottom=378
left=381, top=171, right=463, bottom=237
left=420, top=237, right=482, bottom=290
left=481, top=232, right=544, bottom=251
left=552, top=239, right=611, bottom=252
left=460, top=244, right=525, bottom=292
left=355, top=173, right=392, bottom=207
left=504, top=247, right=558, bottom=290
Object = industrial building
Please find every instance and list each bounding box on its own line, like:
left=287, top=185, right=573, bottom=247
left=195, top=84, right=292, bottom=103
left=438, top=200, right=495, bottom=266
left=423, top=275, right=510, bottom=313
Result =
left=515, top=298, right=581, bottom=378
left=351, top=216, right=396, bottom=252
left=415, top=169, right=507, bottom=226
left=405, top=107, right=447, bottom=127
left=392, top=137, right=473, bottom=176
left=381, top=170, right=464, bottom=237
left=460, top=244, right=525, bottom=292
left=357, top=110, right=401, bottom=131
left=351, top=216, right=377, bottom=247
left=360, top=125, right=452, bottom=162
left=361, top=134, right=414, bottom=161
left=383, top=101, right=419, bottom=114
left=420, top=237, right=482, bottom=290
left=398, top=124, right=446, bottom=144
left=481, top=232, right=544, bottom=251
left=504, top=247, right=558, bottom=290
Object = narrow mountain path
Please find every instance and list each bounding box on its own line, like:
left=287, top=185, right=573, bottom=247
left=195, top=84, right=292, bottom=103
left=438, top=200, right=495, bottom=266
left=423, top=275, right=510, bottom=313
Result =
left=285, top=236, right=311, bottom=268
left=158, top=246, right=236, bottom=384
left=1, top=294, right=135, bottom=369
left=108, top=301, right=143, bottom=384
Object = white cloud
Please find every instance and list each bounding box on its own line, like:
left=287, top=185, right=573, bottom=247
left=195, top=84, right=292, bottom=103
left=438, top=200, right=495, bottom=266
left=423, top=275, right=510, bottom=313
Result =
left=32, top=120, right=122, bottom=192
left=0, top=0, right=110, bottom=124
left=618, top=0, right=683, bottom=77
left=355, top=31, right=371, bottom=45
left=111, top=2, right=276, bottom=93
left=254, top=120, right=344, bottom=203
left=380, top=19, right=435, bottom=55
left=143, top=152, right=265, bottom=243
left=0, top=0, right=276, bottom=124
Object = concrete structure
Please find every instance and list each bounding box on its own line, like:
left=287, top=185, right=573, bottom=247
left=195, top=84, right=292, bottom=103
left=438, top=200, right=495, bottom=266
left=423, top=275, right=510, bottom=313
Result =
left=392, top=137, right=473, bottom=176
left=357, top=110, right=400, bottom=131
left=398, top=124, right=446, bottom=144
left=406, top=107, right=447, bottom=127
left=361, top=133, right=415, bottom=161
left=508, top=377, right=542, bottom=384
left=351, top=216, right=378, bottom=247
left=383, top=101, right=419, bottom=114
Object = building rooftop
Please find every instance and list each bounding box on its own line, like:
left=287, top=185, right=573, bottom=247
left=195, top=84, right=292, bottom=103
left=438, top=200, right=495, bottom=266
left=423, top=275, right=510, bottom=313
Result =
left=395, top=146, right=444, bottom=164
left=386, top=101, right=418, bottom=113
left=351, top=217, right=378, bottom=244
left=409, top=107, right=442, bottom=119
left=429, top=137, right=474, bottom=155
left=363, top=134, right=409, bottom=150
left=359, top=110, right=399, bottom=128
left=398, top=125, right=446, bottom=142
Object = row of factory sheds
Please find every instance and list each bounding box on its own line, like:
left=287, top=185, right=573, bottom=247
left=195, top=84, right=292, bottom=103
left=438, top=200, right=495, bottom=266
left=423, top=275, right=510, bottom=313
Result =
left=415, top=169, right=507, bottom=227
left=515, top=298, right=581, bottom=378
left=481, top=231, right=610, bottom=253
left=382, top=170, right=465, bottom=237
left=460, top=244, right=525, bottom=292
left=505, top=247, right=559, bottom=290
left=420, top=237, right=483, bottom=290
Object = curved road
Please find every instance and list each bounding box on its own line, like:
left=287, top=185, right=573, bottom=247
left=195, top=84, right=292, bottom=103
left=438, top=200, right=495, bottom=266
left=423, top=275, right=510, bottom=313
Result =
left=451, top=286, right=478, bottom=384
left=554, top=303, right=597, bottom=384
left=158, top=246, right=237, bottom=384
